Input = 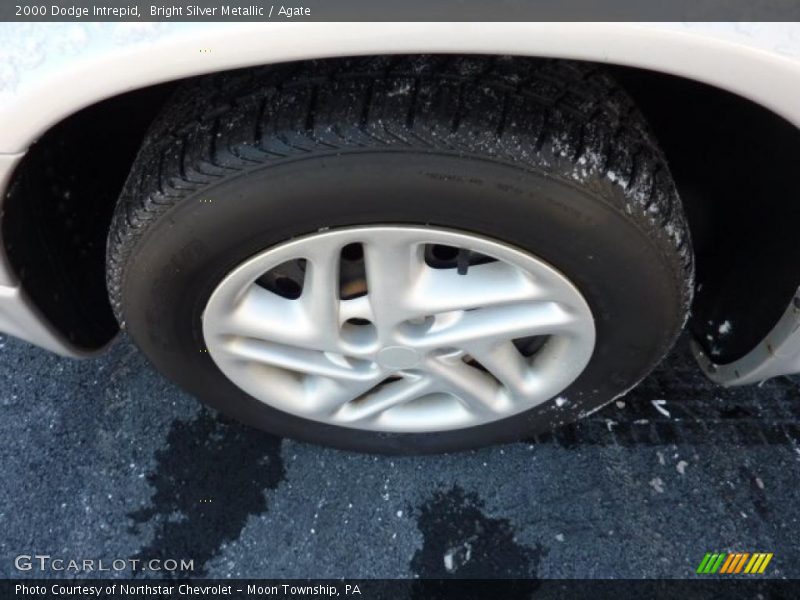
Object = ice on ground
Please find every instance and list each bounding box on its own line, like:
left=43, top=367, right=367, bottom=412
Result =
left=651, top=399, right=671, bottom=418
left=443, top=542, right=472, bottom=573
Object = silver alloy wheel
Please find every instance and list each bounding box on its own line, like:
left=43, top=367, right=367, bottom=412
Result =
left=202, top=226, right=596, bottom=433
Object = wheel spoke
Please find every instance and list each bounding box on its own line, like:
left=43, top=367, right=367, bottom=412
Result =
left=425, top=357, right=507, bottom=417
left=340, top=295, right=374, bottom=323
left=301, top=243, right=343, bottom=341
left=408, top=261, right=540, bottom=315
left=209, top=286, right=324, bottom=350
left=331, top=375, right=434, bottom=424
left=219, top=337, right=377, bottom=382
left=362, top=237, right=422, bottom=333
left=403, top=301, right=575, bottom=351
left=302, top=375, right=388, bottom=417
left=467, top=341, right=533, bottom=397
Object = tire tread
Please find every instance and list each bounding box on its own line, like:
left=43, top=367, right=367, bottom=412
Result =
left=107, top=56, right=693, bottom=326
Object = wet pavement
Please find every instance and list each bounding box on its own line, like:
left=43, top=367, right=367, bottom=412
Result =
left=1, top=332, right=798, bottom=579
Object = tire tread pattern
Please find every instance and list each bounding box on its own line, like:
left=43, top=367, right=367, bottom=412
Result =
left=107, top=56, right=693, bottom=325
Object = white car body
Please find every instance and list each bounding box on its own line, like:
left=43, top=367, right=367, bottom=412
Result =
left=1, top=21, right=800, bottom=384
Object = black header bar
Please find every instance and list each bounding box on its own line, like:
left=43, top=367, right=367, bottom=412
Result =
left=3, top=0, right=800, bottom=22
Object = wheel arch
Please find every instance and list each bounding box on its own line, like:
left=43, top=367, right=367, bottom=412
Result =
left=3, top=23, right=800, bottom=153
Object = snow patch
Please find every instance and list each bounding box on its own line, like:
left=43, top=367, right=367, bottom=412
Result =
left=443, top=542, right=473, bottom=573
left=387, top=83, right=412, bottom=97
left=651, top=399, right=671, bottom=418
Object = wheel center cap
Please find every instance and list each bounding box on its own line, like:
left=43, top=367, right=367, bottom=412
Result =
left=376, top=346, right=420, bottom=370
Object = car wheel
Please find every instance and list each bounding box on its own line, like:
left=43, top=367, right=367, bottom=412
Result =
left=106, top=56, right=693, bottom=453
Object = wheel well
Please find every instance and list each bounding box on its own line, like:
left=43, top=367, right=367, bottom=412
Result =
left=611, top=66, right=800, bottom=363
left=3, top=55, right=799, bottom=357
left=1, top=82, right=176, bottom=348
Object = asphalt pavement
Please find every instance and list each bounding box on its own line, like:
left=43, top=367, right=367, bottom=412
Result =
left=1, top=332, right=799, bottom=579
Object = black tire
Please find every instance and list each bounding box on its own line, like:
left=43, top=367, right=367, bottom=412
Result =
left=107, top=56, right=693, bottom=454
